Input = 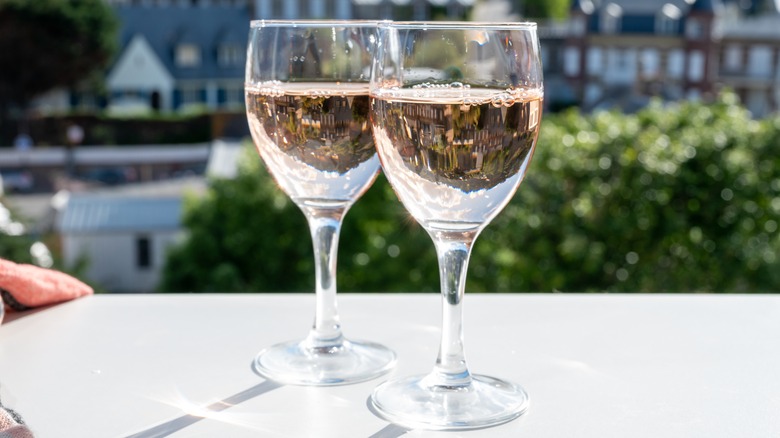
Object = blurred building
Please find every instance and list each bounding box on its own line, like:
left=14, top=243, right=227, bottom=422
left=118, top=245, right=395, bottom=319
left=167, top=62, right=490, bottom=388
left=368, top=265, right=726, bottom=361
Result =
left=34, top=0, right=780, bottom=117
left=56, top=194, right=185, bottom=293
left=253, top=0, right=473, bottom=20
left=47, top=141, right=240, bottom=294
left=104, top=1, right=250, bottom=113
left=554, top=0, right=780, bottom=116
left=95, top=0, right=473, bottom=114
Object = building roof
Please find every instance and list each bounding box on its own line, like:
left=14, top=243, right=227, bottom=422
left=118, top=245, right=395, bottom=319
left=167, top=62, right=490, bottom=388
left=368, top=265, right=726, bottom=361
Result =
left=576, top=0, right=712, bottom=34
left=114, top=4, right=251, bottom=80
left=571, top=0, right=596, bottom=14
left=586, top=0, right=695, bottom=15
left=689, top=0, right=720, bottom=12
left=57, top=195, right=183, bottom=233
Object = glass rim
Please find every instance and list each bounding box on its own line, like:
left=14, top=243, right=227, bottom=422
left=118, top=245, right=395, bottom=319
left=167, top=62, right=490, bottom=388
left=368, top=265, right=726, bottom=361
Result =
left=250, top=19, right=382, bottom=28
left=380, top=21, right=537, bottom=30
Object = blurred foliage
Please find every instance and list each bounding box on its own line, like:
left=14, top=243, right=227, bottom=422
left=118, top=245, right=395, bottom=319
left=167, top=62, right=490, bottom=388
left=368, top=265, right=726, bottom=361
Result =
left=161, top=146, right=439, bottom=293
left=0, top=0, right=118, bottom=115
left=0, top=200, right=35, bottom=264
left=485, top=92, right=780, bottom=292
left=162, top=148, right=312, bottom=292
left=162, top=92, right=780, bottom=293
left=513, top=0, right=570, bottom=20
left=0, top=199, right=98, bottom=292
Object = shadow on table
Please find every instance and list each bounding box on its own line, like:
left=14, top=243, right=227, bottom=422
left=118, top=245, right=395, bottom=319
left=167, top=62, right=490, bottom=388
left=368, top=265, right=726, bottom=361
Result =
left=366, top=398, right=410, bottom=438
left=368, top=423, right=410, bottom=438
left=123, top=364, right=410, bottom=438
left=124, top=380, right=282, bottom=438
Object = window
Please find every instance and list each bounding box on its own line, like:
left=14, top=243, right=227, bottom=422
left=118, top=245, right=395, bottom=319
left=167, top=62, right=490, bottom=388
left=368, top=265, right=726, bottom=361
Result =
left=667, top=49, right=684, bottom=79
left=222, top=84, right=244, bottom=107
left=564, top=46, right=581, bottom=76
left=656, top=4, right=681, bottom=35
left=605, top=48, right=636, bottom=84
left=748, top=45, right=772, bottom=78
left=688, top=50, right=704, bottom=82
left=724, top=45, right=742, bottom=72
left=178, top=86, right=202, bottom=105
left=587, top=47, right=603, bottom=76
left=176, top=44, right=201, bottom=67
left=686, top=19, right=703, bottom=39
left=616, top=49, right=632, bottom=69
left=641, top=48, right=660, bottom=77
left=136, top=236, right=151, bottom=269
left=601, top=3, right=622, bottom=34
left=218, top=44, right=243, bottom=67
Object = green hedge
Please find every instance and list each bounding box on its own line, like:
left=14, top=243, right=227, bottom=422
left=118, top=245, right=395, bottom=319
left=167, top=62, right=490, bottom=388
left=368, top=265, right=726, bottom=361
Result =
left=161, top=93, right=780, bottom=293
left=484, top=93, right=780, bottom=292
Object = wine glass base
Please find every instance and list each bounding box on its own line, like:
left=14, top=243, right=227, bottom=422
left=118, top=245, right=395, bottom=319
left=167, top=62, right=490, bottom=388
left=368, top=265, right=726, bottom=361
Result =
left=370, top=374, right=529, bottom=430
left=253, top=339, right=396, bottom=386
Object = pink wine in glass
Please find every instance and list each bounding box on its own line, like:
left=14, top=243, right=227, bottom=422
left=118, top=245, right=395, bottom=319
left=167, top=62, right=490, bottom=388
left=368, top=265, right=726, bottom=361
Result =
left=246, top=82, right=378, bottom=206
left=245, top=19, right=394, bottom=387
left=371, top=86, right=543, bottom=232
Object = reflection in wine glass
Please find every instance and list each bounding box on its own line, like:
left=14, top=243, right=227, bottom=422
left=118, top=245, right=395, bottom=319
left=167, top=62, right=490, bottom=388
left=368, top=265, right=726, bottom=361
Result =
left=369, top=21, right=543, bottom=429
left=245, top=20, right=395, bottom=386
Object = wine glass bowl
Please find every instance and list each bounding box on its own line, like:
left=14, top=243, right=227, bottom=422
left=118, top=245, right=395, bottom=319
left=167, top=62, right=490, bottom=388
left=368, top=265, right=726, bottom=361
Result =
left=369, top=21, right=543, bottom=429
left=245, top=20, right=396, bottom=386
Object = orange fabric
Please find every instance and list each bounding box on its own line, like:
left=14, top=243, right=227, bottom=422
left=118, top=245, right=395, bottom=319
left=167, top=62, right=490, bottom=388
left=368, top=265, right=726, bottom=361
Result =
left=0, top=258, right=92, bottom=309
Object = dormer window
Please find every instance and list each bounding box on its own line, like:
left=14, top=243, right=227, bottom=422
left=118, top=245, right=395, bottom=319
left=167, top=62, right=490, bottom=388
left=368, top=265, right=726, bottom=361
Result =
left=601, top=3, right=622, bottom=34
left=656, top=4, right=681, bottom=35
left=176, top=44, right=200, bottom=67
left=218, top=44, right=242, bottom=67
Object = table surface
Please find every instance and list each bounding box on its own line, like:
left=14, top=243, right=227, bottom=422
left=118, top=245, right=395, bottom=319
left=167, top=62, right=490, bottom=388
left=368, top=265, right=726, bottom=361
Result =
left=1, top=293, right=779, bottom=438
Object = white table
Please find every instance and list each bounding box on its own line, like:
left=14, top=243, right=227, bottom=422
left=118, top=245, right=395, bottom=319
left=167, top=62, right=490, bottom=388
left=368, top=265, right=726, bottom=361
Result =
left=1, top=293, right=779, bottom=437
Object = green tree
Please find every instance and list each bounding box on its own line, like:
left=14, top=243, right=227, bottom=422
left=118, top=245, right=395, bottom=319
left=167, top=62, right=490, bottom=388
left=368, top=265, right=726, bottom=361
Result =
left=514, top=0, right=570, bottom=20
left=0, top=200, right=35, bottom=264
left=163, top=93, right=780, bottom=294
left=160, top=146, right=439, bottom=293
left=0, top=0, right=118, bottom=122
left=473, top=92, right=780, bottom=292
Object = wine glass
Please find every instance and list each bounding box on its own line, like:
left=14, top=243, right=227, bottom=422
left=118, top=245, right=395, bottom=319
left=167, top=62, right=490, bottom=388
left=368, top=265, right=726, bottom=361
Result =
left=369, top=21, right=543, bottom=429
left=245, top=20, right=396, bottom=386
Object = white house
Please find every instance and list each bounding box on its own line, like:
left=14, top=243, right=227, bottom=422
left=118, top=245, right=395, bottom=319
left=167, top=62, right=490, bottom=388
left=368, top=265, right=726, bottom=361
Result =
left=106, top=34, right=176, bottom=112
left=56, top=194, right=186, bottom=293
left=105, top=2, right=250, bottom=113
left=50, top=141, right=242, bottom=293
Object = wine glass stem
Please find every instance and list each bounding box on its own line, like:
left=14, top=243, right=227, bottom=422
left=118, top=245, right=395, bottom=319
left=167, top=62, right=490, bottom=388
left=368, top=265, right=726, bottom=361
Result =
left=429, top=232, right=477, bottom=388
left=304, top=207, right=347, bottom=349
